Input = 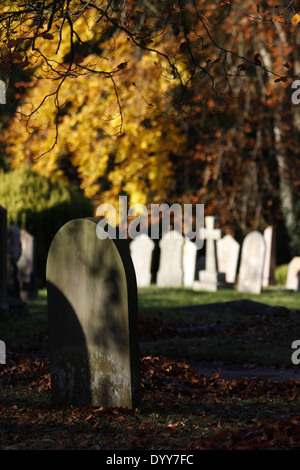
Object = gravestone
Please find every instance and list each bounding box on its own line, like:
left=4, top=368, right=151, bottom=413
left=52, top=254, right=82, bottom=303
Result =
left=130, top=234, right=154, bottom=287
left=47, top=218, right=140, bottom=408
left=0, top=206, right=8, bottom=317
left=216, top=234, right=240, bottom=284
left=183, top=238, right=198, bottom=287
left=0, top=340, right=5, bottom=364
left=17, top=229, right=38, bottom=300
left=237, top=231, right=266, bottom=294
left=156, top=230, right=185, bottom=287
left=0, top=80, right=6, bottom=105
left=286, top=257, right=300, bottom=292
left=194, top=216, right=227, bottom=291
left=262, top=226, right=277, bottom=287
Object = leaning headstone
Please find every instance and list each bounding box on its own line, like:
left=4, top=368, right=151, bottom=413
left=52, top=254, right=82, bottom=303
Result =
left=262, top=226, right=277, bottom=287
left=156, top=230, right=185, bottom=287
left=130, top=234, right=154, bottom=287
left=0, top=206, right=8, bottom=317
left=237, top=231, right=266, bottom=294
left=183, top=238, right=198, bottom=287
left=194, top=216, right=227, bottom=291
left=216, top=234, right=240, bottom=284
left=286, top=257, right=300, bottom=292
left=47, top=218, right=140, bottom=408
left=17, top=229, right=38, bottom=300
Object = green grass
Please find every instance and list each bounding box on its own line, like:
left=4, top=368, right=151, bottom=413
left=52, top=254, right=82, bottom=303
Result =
left=1, top=286, right=300, bottom=366
left=140, top=335, right=294, bottom=366
left=138, top=287, right=300, bottom=367
left=138, top=286, right=300, bottom=318
left=0, top=290, right=48, bottom=352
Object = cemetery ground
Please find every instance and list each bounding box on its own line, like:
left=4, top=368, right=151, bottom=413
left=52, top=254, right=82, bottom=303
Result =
left=1, top=287, right=300, bottom=450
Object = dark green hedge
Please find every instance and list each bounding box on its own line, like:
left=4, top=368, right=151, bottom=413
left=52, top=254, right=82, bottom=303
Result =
left=0, top=166, right=94, bottom=286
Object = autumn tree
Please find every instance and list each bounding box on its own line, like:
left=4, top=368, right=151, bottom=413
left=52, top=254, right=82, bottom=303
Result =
left=1, top=1, right=296, bottom=129
left=166, top=0, right=300, bottom=259
left=3, top=13, right=187, bottom=205
left=2, top=0, right=300, bottom=258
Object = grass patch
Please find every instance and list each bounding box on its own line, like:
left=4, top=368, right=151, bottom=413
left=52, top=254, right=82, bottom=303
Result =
left=138, top=286, right=300, bottom=318
left=138, top=286, right=300, bottom=367
left=0, top=290, right=48, bottom=352
left=1, top=287, right=300, bottom=366
left=141, top=335, right=294, bottom=366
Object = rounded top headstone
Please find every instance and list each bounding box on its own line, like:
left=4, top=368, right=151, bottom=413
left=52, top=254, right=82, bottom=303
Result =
left=46, top=218, right=140, bottom=408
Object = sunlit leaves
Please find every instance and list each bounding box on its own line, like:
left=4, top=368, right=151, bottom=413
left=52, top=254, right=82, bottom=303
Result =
left=291, top=13, right=300, bottom=25
left=4, top=23, right=186, bottom=206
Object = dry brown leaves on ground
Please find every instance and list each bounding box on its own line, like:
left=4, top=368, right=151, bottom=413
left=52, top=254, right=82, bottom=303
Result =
left=1, top=353, right=300, bottom=449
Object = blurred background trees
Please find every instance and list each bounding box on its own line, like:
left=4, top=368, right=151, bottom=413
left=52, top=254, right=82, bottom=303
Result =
left=1, top=0, right=300, bottom=264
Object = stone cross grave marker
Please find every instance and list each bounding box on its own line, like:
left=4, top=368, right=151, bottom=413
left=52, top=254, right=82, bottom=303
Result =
left=237, top=231, right=266, bottom=294
left=262, top=226, right=276, bottom=288
left=194, top=216, right=227, bottom=291
left=0, top=206, right=8, bottom=317
left=216, top=234, right=240, bottom=284
left=46, top=218, right=140, bottom=408
left=130, top=234, right=154, bottom=287
left=156, top=230, right=185, bottom=287
left=17, top=229, right=37, bottom=300
left=286, top=257, right=300, bottom=292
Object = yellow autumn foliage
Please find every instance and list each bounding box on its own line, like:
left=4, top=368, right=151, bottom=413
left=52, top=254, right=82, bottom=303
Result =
left=5, top=11, right=187, bottom=207
left=292, top=14, right=300, bottom=25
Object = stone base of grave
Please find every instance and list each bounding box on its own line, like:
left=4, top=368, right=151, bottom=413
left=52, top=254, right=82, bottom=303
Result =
left=193, top=270, right=234, bottom=291
left=193, top=281, right=234, bottom=291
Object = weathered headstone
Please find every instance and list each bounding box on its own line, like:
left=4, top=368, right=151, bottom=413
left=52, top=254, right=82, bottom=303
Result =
left=216, top=234, right=240, bottom=284
left=46, top=218, right=140, bottom=408
left=17, top=229, right=38, bottom=300
left=286, top=257, right=300, bottom=292
left=156, top=230, right=185, bottom=287
left=0, top=340, right=5, bottom=364
left=130, top=234, right=154, bottom=287
left=194, top=216, right=227, bottom=291
left=0, top=207, right=8, bottom=317
left=183, top=238, right=198, bottom=287
left=0, top=80, right=6, bottom=105
left=262, top=226, right=277, bottom=287
left=237, top=231, right=266, bottom=294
